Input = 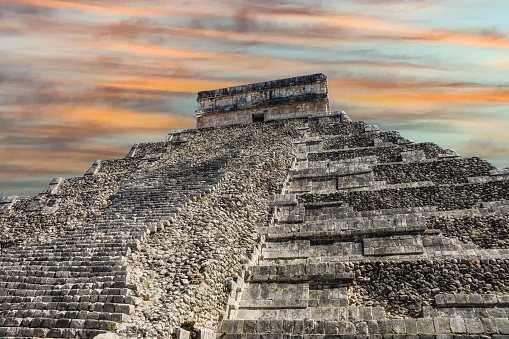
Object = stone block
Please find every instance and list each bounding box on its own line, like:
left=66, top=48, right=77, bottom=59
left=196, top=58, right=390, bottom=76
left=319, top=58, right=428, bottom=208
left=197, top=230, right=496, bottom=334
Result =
left=256, top=320, right=271, bottom=333
left=487, top=309, right=507, bottom=318
left=268, top=320, right=283, bottom=334
left=293, top=320, right=304, bottom=334
left=85, top=319, right=100, bottom=329
left=494, top=319, right=509, bottom=334
left=355, top=322, right=368, bottom=334
left=377, top=320, right=392, bottom=334
left=359, top=307, right=373, bottom=321
left=465, top=318, right=484, bottom=334
left=175, top=328, right=190, bottom=339
left=391, top=319, right=406, bottom=334
left=449, top=318, right=466, bottom=334
left=469, top=294, right=483, bottom=305
left=416, top=318, right=434, bottom=334
left=365, top=321, right=379, bottom=334
left=434, top=318, right=451, bottom=334
left=268, top=195, right=298, bottom=206
left=324, top=321, right=339, bottom=335
left=482, top=294, right=498, bottom=305
left=223, top=320, right=244, bottom=334
left=198, top=328, right=217, bottom=339
left=337, top=321, right=355, bottom=334
left=404, top=319, right=417, bottom=334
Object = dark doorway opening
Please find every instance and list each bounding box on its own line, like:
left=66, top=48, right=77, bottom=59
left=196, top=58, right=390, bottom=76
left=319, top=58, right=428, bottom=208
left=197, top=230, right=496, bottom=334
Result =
left=252, top=113, right=265, bottom=122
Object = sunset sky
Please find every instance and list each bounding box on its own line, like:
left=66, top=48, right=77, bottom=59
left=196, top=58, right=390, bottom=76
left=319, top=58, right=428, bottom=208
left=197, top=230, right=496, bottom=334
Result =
left=1, top=0, right=509, bottom=196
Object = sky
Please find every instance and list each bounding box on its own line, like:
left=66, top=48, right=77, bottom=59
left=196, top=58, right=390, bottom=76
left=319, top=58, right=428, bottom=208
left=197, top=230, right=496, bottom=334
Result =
left=1, top=0, right=509, bottom=196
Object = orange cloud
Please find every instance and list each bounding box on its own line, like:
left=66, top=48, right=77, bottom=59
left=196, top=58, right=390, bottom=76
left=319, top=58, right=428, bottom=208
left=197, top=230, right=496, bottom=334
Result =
left=41, top=105, right=196, bottom=131
left=61, top=38, right=325, bottom=78
left=6, top=0, right=222, bottom=17
left=254, top=9, right=509, bottom=50
left=164, top=25, right=352, bottom=48
left=328, top=78, right=509, bottom=110
left=494, top=63, right=509, bottom=70
left=347, top=89, right=509, bottom=110
left=96, top=77, right=240, bottom=94
left=0, top=146, right=130, bottom=175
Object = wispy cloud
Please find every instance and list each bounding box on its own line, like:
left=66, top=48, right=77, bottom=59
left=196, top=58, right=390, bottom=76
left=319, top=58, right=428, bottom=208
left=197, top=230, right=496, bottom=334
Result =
left=1, top=0, right=509, bottom=194
left=329, top=78, right=509, bottom=110
left=250, top=6, right=509, bottom=50
left=96, top=77, right=240, bottom=94
left=4, top=0, right=222, bottom=17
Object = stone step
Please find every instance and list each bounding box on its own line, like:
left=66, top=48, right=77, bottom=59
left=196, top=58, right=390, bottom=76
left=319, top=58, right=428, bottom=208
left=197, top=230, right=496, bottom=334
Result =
left=288, top=172, right=374, bottom=193
left=239, top=282, right=309, bottom=309
left=293, top=158, right=378, bottom=170
left=289, top=164, right=372, bottom=180
left=363, top=234, right=424, bottom=256
left=435, top=293, right=509, bottom=307
left=433, top=307, right=508, bottom=319
left=0, top=300, right=134, bottom=315
left=274, top=203, right=353, bottom=224
left=0, top=267, right=125, bottom=279
left=0, top=275, right=125, bottom=288
left=0, top=251, right=132, bottom=262
left=0, top=309, right=128, bottom=322
left=0, top=262, right=125, bottom=271
left=308, top=285, right=348, bottom=308
left=247, top=263, right=353, bottom=283
left=233, top=306, right=386, bottom=322
left=268, top=194, right=298, bottom=207
left=263, top=214, right=426, bottom=240
left=258, top=241, right=363, bottom=266
left=263, top=240, right=310, bottom=260
left=220, top=317, right=509, bottom=335
left=0, top=325, right=111, bottom=338
left=0, top=294, right=133, bottom=306
left=0, top=302, right=132, bottom=317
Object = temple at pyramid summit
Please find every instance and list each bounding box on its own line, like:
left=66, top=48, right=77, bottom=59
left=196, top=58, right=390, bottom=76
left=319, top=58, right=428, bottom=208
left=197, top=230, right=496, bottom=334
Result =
left=195, top=73, right=330, bottom=128
left=1, top=74, right=509, bottom=338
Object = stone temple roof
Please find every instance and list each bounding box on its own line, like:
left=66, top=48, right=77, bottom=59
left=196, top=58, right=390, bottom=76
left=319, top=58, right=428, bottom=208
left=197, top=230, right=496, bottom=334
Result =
left=197, top=73, right=327, bottom=99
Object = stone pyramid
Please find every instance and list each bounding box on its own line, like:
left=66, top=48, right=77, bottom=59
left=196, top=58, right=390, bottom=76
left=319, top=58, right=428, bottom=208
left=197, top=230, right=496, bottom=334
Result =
left=1, top=74, right=509, bottom=338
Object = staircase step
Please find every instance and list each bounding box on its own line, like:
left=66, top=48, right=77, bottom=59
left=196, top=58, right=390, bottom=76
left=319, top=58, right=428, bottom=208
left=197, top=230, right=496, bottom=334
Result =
left=265, top=214, right=426, bottom=240
left=239, top=282, right=308, bottom=309
left=247, top=263, right=353, bottom=283
left=363, top=234, right=424, bottom=256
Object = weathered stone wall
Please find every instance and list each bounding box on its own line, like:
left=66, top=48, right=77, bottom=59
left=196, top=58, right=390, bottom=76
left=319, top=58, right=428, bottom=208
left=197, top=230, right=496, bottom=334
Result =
left=195, top=74, right=330, bottom=128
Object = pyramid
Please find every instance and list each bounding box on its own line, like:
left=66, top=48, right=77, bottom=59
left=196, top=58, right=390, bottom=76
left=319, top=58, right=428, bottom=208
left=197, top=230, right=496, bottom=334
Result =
left=1, top=74, right=509, bottom=339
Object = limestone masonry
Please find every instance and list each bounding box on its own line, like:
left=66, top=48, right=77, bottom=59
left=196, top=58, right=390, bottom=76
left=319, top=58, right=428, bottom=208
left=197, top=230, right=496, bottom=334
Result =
left=195, top=74, right=330, bottom=128
left=1, top=74, right=509, bottom=339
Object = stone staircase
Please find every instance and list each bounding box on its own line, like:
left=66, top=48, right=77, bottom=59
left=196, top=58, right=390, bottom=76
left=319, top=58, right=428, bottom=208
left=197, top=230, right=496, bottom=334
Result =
left=2, top=111, right=509, bottom=338
left=219, top=112, right=509, bottom=338
left=0, top=134, right=231, bottom=338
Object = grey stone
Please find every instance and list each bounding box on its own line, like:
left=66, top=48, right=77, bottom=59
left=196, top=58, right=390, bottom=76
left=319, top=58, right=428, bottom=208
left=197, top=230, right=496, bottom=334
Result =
left=465, top=318, right=484, bottom=334
left=494, top=319, right=509, bottom=334
left=450, top=318, right=466, bottom=334
left=434, top=318, right=451, bottom=334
